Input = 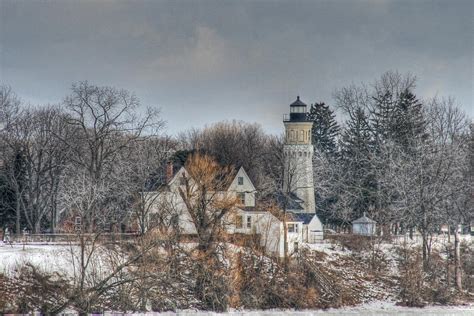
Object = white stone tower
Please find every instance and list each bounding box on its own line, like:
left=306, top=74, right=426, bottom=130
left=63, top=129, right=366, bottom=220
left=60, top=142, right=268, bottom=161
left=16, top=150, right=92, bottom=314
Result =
left=283, top=96, right=315, bottom=213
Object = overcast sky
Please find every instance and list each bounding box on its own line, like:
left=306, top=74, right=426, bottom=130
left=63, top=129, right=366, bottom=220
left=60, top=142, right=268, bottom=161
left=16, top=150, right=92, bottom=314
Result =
left=1, top=0, right=472, bottom=135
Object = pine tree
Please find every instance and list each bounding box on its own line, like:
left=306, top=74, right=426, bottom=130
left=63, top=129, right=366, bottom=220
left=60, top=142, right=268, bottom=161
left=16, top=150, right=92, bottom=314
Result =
left=339, top=107, right=377, bottom=220
left=393, top=88, right=426, bottom=150
left=370, top=88, right=425, bottom=151
left=370, top=90, right=397, bottom=147
left=307, top=102, right=340, bottom=156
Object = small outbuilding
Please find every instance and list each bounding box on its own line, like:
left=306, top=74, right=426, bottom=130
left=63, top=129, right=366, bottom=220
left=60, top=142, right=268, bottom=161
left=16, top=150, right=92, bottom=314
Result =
left=352, top=213, right=376, bottom=236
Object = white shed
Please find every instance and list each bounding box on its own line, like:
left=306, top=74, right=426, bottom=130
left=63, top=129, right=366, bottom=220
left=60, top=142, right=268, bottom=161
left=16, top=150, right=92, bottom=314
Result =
left=352, top=213, right=376, bottom=236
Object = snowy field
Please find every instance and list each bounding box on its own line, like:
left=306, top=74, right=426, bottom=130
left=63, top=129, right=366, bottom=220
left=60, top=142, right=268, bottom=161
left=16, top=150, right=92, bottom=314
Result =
left=0, top=243, right=73, bottom=275
left=87, top=302, right=474, bottom=316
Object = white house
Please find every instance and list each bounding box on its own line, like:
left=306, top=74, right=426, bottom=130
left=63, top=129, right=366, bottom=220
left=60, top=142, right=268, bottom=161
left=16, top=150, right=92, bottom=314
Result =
left=144, top=163, right=324, bottom=257
left=352, top=213, right=377, bottom=236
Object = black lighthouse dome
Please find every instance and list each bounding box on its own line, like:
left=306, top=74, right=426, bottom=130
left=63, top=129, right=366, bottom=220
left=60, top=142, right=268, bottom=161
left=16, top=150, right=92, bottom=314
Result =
left=289, top=96, right=308, bottom=121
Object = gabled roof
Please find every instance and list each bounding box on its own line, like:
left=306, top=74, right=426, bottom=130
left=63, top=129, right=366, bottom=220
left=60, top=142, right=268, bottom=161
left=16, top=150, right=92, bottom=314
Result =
left=288, top=212, right=316, bottom=224
left=168, top=166, right=187, bottom=187
left=276, top=192, right=305, bottom=211
left=352, top=213, right=376, bottom=224
left=227, top=166, right=256, bottom=191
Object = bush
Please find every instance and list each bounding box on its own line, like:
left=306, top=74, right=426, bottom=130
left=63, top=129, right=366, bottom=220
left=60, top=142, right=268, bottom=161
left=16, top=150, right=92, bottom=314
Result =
left=1, top=263, right=70, bottom=314
left=328, top=234, right=374, bottom=252
left=461, top=240, right=474, bottom=293
left=396, top=244, right=426, bottom=307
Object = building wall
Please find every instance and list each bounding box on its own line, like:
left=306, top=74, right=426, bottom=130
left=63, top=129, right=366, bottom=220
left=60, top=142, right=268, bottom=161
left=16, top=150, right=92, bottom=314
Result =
left=227, top=210, right=281, bottom=255
left=305, top=216, right=324, bottom=242
left=279, top=221, right=304, bottom=256
left=283, top=143, right=316, bottom=213
left=283, top=121, right=316, bottom=213
left=227, top=167, right=256, bottom=207
left=284, top=121, right=313, bottom=145
left=353, top=222, right=376, bottom=236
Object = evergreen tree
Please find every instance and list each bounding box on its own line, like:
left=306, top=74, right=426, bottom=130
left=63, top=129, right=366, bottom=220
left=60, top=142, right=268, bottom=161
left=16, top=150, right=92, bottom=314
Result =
left=308, top=102, right=340, bottom=156
left=394, top=88, right=426, bottom=150
left=0, top=168, right=16, bottom=229
left=370, top=87, right=425, bottom=151
left=339, top=107, right=377, bottom=220
left=370, top=90, right=397, bottom=146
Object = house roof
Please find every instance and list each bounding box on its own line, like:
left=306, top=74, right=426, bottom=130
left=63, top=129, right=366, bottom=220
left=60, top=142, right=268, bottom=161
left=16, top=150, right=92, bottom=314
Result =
left=276, top=192, right=305, bottom=211
left=352, top=213, right=376, bottom=224
left=288, top=212, right=316, bottom=224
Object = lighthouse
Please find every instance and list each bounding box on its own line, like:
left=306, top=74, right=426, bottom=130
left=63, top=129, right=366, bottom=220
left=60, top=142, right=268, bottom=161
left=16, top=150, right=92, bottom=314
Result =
left=282, top=96, right=316, bottom=213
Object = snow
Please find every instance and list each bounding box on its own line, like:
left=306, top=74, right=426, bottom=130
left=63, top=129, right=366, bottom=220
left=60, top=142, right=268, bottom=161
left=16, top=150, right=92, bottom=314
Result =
left=100, top=302, right=474, bottom=316
left=0, top=242, right=73, bottom=275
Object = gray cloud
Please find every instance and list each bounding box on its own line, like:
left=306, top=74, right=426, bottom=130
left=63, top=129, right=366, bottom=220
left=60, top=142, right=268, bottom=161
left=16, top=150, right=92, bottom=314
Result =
left=1, top=0, right=472, bottom=135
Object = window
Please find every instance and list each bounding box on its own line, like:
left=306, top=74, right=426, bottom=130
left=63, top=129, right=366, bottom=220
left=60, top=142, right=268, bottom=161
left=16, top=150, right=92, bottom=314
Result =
left=235, top=215, right=243, bottom=229
left=246, top=216, right=252, bottom=228
left=238, top=176, right=244, bottom=185
left=179, top=175, right=186, bottom=186
left=288, top=223, right=295, bottom=233
left=75, top=216, right=82, bottom=231
left=294, top=242, right=299, bottom=252
left=288, top=223, right=298, bottom=233
left=237, top=192, right=245, bottom=205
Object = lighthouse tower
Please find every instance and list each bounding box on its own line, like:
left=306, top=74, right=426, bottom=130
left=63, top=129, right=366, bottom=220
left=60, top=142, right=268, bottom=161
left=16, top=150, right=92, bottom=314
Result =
left=283, top=96, right=315, bottom=213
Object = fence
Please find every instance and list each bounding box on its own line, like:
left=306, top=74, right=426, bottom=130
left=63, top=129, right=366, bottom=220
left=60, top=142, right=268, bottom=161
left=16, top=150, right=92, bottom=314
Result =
left=6, top=232, right=141, bottom=244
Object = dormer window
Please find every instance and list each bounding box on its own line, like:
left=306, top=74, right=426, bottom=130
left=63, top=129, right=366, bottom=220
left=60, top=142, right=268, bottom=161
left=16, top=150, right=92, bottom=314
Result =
left=238, top=176, right=244, bottom=185
left=179, top=175, right=186, bottom=186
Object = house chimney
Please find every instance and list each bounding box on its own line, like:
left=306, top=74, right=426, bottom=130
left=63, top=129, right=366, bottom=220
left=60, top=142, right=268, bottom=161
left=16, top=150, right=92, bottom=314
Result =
left=166, top=162, right=174, bottom=183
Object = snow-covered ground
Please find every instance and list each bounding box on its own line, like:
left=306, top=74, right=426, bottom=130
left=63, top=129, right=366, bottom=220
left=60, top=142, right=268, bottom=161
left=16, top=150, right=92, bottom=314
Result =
left=0, top=242, right=73, bottom=275
left=101, top=302, right=474, bottom=316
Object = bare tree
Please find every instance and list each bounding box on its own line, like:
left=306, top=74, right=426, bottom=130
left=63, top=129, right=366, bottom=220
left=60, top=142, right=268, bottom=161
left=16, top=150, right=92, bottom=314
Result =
left=128, top=136, right=176, bottom=235
left=59, top=81, right=163, bottom=231
left=178, top=121, right=274, bottom=193
left=0, top=85, right=21, bottom=132
left=1, top=106, right=72, bottom=233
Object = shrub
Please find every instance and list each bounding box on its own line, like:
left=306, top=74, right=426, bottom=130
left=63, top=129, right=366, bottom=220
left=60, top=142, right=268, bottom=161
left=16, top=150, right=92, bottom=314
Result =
left=396, top=244, right=426, bottom=307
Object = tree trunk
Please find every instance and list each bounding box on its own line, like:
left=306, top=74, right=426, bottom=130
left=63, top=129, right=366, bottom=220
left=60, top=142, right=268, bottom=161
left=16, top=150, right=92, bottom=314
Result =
left=283, top=213, right=288, bottom=270
left=15, top=196, right=21, bottom=234
left=34, top=220, right=41, bottom=234
left=454, top=227, right=462, bottom=291
left=422, top=232, right=429, bottom=271
left=445, top=243, right=451, bottom=289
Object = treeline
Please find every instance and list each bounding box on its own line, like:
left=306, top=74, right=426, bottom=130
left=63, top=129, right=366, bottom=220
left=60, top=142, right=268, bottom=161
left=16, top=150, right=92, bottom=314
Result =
left=0, top=82, right=173, bottom=235
left=1, top=72, right=473, bottom=246
left=311, top=72, right=473, bottom=269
